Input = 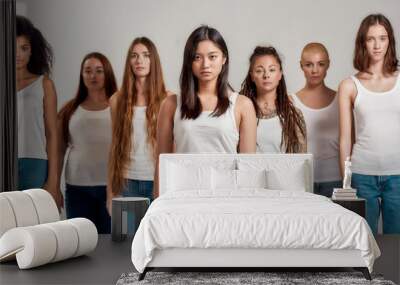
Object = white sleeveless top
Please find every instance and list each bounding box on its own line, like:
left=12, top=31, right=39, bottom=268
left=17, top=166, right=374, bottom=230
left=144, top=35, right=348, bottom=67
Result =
left=65, top=106, right=112, bottom=185
left=351, top=74, right=400, bottom=175
left=17, top=75, right=47, bottom=159
left=292, top=94, right=341, bottom=182
left=124, top=107, right=155, bottom=181
left=256, top=116, right=283, bottom=153
left=174, top=92, right=239, bottom=153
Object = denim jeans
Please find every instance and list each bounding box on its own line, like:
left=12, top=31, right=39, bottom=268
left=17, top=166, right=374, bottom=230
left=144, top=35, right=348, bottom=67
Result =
left=352, top=173, right=400, bottom=234
left=65, top=184, right=111, bottom=234
left=314, top=180, right=342, bottom=198
left=122, top=179, right=153, bottom=234
left=18, top=158, right=48, bottom=190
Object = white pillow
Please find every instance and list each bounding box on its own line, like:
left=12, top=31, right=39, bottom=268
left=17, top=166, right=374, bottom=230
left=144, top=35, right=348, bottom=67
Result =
left=237, top=169, right=268, bottom=189
left=211, top=168, right=237, bottom=190
left=167, top=162, right=212, bottom=191
left=266, top=162, right=306, bottom=191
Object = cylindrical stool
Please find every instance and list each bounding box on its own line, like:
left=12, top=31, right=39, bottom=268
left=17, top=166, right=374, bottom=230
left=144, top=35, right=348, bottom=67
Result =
left=111, top=197, right=150, bottom=242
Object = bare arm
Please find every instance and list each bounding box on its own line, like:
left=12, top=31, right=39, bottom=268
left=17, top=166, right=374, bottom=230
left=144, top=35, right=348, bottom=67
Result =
left=236, top=95, right=257, bottom=153
left=106, top=92, right=119, bottom=214
left=56, top=111, right=68, bottom=205
left=153, top=95, right=176, bottom=198
left=295, top=108, right=307, bottom=153
left=338, top=78, right=357, bottom=177
left=42, top=76, right=63, bottom=210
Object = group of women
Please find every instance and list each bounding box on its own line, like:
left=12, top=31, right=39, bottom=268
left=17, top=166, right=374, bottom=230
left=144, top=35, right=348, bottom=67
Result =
left=16, top=13, right=400, bottom=235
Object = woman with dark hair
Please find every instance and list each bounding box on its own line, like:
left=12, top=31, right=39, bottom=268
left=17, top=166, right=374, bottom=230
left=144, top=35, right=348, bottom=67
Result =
left=240, top=46, right=306, bottom=154
left=155, top=26, right=257, bottom=197
left=339, top=14, right=400, bottom=234
left=107, top=37, right=172, bottom=215
left=16, top=15, right=62, bottom=209
left=293, top=43, right=341, bottom=197
left=58, top=52, right=117, bottom=233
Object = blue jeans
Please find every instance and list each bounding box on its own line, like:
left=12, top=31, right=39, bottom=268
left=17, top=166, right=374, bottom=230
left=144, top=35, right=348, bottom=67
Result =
left=352, top=173, right=400, bottom=234
left=65, top=184, right=111, bottom=234
left=122, top=179, right=153, bottom=234
left=314, top=180, right=342, bottom=198
left=18, top=158, right=48, bottom=190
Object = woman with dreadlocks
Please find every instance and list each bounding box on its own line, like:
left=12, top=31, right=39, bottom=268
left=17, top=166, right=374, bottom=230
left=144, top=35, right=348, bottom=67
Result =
left=240, top=46, right=307, bottom=154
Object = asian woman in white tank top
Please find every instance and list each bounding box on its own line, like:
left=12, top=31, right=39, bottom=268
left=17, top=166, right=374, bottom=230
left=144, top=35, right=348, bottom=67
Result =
left=240, top=46, right=306, bottom=155
left=107, top=38, right=172, bottom=220
left=294, top=43, right=341, bottom=197
left=155, top=26, right=257, bottom=197
left=339, top=14, right=400, bottom=234
left=58, top=53, right=117, bottom=233
left=16, top=16, right=61, bottom=209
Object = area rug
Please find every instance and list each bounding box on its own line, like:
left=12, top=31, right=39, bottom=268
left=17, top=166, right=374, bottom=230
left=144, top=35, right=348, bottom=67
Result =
left=116, top=271, right=396, bottom=285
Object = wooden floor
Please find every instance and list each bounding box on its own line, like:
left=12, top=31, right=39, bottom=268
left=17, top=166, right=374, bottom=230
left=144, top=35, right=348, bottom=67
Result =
left=0, top=235, right=398, bottom=285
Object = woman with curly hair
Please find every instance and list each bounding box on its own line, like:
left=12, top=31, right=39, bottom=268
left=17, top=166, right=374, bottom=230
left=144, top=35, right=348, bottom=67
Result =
left=16, top=15, right=62, bottom=210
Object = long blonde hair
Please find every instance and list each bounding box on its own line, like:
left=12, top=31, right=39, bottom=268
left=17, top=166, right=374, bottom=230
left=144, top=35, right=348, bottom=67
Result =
left=109, top=37, right=167, bottom=195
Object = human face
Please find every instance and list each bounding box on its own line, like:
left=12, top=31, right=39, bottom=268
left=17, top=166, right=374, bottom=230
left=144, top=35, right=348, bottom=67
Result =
left=365, top=24, right=389, bottom=63
left=300, top=50, right=329, bottom=86
left=16, top=36, right=31, bottom=70
left=191, top=40, right=226, bottom=84
left=250, top=55, right=282, bottom=94
left=82, top=57, right=105, bottom=91
left=130, top=43, right=151, bottom=78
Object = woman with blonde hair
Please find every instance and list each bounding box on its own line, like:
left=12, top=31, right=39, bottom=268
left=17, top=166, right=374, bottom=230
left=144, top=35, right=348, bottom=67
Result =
left=293, top=42, right=340, bottom=197
left=107, top=37, right=171, bottom=214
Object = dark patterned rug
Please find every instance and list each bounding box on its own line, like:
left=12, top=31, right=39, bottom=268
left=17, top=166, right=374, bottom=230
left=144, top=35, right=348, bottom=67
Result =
left=116, top=271, right=396, bottom=285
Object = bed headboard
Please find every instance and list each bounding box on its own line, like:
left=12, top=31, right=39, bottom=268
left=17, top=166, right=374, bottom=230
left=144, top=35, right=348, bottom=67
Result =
left=159, top=153, right=314, bottom=195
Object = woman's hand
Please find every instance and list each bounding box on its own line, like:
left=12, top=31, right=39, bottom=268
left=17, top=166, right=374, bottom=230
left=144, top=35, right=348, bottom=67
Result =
left=43, top=181, right=64, bottom=212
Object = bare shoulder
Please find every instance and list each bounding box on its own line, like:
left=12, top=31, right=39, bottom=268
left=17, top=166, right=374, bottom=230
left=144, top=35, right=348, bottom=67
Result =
left=236, top=94, right=254, bottom=110
left=338, top=77, right=357, bottom=98
left=158, top=94, right=177, bottom=123
left=161, top=94, right=177, bottom=111
left=166, top=90, right=176, bottom=97
left=42, top=76, right=56, bottom=94
left=109, top=91, right=120, bottom=107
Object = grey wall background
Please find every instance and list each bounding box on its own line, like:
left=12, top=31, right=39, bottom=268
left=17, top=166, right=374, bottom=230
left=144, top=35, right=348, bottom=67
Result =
left=16, top=0, right=400, bottom=108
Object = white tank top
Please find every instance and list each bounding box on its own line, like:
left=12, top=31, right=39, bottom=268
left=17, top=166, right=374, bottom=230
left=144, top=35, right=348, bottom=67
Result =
left=65, top=106, right=112, bottom=185
left=351, top=74, right=400, bottom=175
left=174, top=92, right=239, bottom=153
left=256, top=116, right=283, bottom=153
left=17, top=75, right=47, bottom=159
left=124, top=107, right=155, bottom=181
left=292, top=94, right=341, bottom=182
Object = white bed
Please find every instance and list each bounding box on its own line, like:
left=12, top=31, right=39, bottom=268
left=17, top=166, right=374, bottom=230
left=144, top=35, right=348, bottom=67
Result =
left=131, top=154, right=380, bottom=280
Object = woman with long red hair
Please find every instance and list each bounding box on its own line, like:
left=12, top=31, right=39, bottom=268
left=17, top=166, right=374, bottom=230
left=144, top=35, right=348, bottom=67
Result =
left=107, top=37, right=171, bottom=218
left=58, top=52, right=117, bottom=233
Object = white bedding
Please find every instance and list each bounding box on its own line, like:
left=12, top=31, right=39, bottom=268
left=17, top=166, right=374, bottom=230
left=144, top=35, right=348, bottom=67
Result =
left=131, top=190, right=380, bottom=273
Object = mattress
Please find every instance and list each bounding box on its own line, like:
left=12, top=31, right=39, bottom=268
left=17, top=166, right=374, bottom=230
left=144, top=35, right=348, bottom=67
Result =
left=131, top=190, right=380, bottom=273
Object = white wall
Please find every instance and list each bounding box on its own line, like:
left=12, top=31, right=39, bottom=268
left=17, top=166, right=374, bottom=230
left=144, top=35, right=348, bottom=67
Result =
left=17, top=0, right=400, bottom=108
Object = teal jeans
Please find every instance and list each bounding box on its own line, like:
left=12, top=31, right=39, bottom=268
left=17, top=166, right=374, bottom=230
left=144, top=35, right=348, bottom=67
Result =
left=18, top=158, right=48, bottom=190
left=122, top=179, right=153, bottom=234
left=352, top=173, right=400, bottom=234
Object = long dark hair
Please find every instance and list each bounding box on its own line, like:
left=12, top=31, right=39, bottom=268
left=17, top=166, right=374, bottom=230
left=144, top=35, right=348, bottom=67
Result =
left=58, top=52, right=117, bottom=145
left=109, top=37, right=167, bottom=195
left=16, top=15, right=53, bottom=75
left=180, top=25, right=231, bottom=119
left=354, top=14, right=398, bottom=74
left=240, top=46, right=306, bottom=153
